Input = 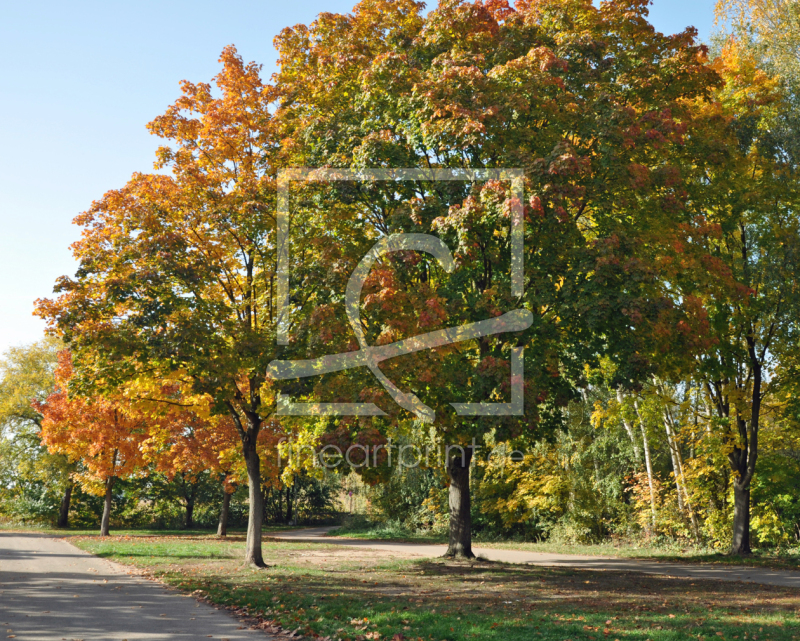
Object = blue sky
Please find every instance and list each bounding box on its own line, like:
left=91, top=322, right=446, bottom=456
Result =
left=0, top=0, right=717, bottom=354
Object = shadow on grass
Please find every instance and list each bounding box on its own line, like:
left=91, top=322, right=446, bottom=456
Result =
left=188, top=556, right=800, bottom=641
left=66, top=532, right=800, bottom=641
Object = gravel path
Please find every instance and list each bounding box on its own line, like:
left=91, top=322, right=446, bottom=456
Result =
left=272, top=527, right=800, bottom=589
left=0, top=532, right=270, bottom=641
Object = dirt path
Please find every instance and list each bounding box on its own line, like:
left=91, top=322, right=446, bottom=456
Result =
left=0, top=532, right=270, bottom=641
left=271, top=527, right=800, bottom=589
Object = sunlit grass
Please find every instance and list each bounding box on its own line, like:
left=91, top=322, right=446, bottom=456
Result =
left=70, top=533, right=800, bottom=641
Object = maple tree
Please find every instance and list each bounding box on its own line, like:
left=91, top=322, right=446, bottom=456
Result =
left=35, top=352, right=148, bottom=536
left=36, top=47, right=281, bottom=563
left=272, top=0, right=729, bottom=556
left=136, top=381, right=239, bottom=530
left=588, top=30, right=800, bottom=554
left=136, top=377, right=284, bottom=532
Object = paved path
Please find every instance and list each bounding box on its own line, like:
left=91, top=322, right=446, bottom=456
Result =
left=272, top=527, right=800, bottom=589
left=0, top=532, right=269, bottom=641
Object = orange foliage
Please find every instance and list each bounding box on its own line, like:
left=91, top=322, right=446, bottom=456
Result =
left=35, top=352, right=147, bottom=495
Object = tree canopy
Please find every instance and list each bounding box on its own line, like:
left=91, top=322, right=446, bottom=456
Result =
left=18, top=0, right=800, bottom=559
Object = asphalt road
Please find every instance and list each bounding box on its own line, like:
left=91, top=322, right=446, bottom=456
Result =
left=0, top=532, right=268, bottom=641
left=273, top=527, right=800, bottom=589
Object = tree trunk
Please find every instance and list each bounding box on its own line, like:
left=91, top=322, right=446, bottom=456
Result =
left=100, top=477, right=115, bottom=537
left=243, top=438, right=266, bottom=567
left=444, top=446, right=474, bottom=559
left=617, top=389, right=642, bottom=465
left=276, top=486, right=284, bottom=522
left=731, top=479, right=751, bottom=554
left=217, top=487, right=231, bottom=537
left=663, top=412, right=686, bottom=513
left=57, top=481, right=73, bottom=528
left=728, top=338, right=761, bottom=555
left=635, top=400, right=657, bottom=534
left=285, top=485, right=293, bottom=525
left=227, top=400, right=267, bottom=567
left=662, top=407, right=700, bottom=541
left=185, top=495, right=195, bottom=529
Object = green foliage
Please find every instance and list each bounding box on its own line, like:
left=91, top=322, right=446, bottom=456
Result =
left=264, top=471, right=341, bottom=525
left=367, top=467, right=448, bottom=532
left=355, top=378, right=800, bottom=549
left=4, top=0, right=800, bottom=561
left=0, top=338, right=75, bottom=525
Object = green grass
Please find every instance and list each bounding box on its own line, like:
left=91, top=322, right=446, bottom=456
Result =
left=68, top=532, right=800, bottom=641
left=328, top=519, right=447, bottom=544
left=0, top=523, right=299, bottom=537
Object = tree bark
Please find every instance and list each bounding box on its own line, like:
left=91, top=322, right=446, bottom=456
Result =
left=243, top=437, right=266, bottom=567
left=185, top=494, right=195, bottom=529
left=217, top=486, right=231, bottom=537
left=731, top=479, right=751, bottom=554
left=635, top=400, right=657, bottom=534
left=178, top=473, right=197, bottom=529
left=226, top=399, right=267, bottom=567
left=664, top=408, right=700, bottom=541
left=617, top=388, right=642, bottom=465
left=285, top=485, right=293, bottom=525
left=444, top=446, right=474, bottom=559
left=226, top=395, right=268, bottom=567
left=662, top=404, right=700, bottom=541
left=728, top=338, right=761, bottom=555
left=277, top=486, right=283, bottom=522
left=100, top=477, right=115, bottom=537
left=663, top=410, right=686, bottom=513
left=57, top=481, right=72, bottom=528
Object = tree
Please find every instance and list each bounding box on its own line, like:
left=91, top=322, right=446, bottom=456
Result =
left=717, top=0, right=800, bottom=84
left=683, top=40, right=800, bottom=553
left=273, top=0, right=727, bottom=556
left=36, top=352, right=148, bottom=535
left=139, top=388, right=240, bottom=529
left=137, top=377, right=283, bottom=532
left=36, top=47, right=281, bottom=564
left=0, top=338, right=75, bottom=526
left=715, top=0, right=800, bottom=168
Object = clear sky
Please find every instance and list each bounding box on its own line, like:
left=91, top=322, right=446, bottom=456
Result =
left=0, top=0, right=717, bottom=355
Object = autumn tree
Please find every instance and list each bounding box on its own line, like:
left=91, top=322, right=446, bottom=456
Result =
left=273, top=0, right=727, bottom=557
left=716, top=0, right=800, bottom=167
left=37, top=48, right=281, bottom=564
left=0, top=338, right=75, bottom=526
left=675, top=40, right=800, bottom=554
left=136, top=383, right=239, bottom=530
left=717, top=0, right=800, bottom=84
left=36, top=352, right=148, bottom=536
left=136, top=377, right=283, bottom=532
